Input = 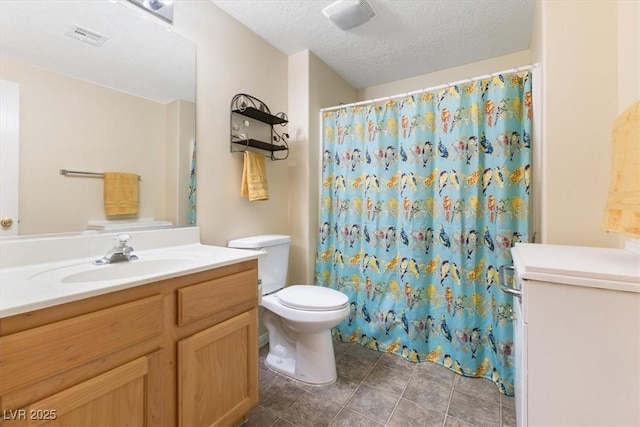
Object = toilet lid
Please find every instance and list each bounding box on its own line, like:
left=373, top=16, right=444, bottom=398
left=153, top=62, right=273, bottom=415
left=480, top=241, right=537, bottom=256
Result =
left=277, top=285, right=349, bottom=311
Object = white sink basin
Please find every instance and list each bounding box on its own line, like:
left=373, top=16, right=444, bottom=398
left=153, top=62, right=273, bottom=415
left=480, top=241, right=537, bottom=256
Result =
left=64, top=259, right=193, bottom=283
left=29, top=255, right=198, bottom=285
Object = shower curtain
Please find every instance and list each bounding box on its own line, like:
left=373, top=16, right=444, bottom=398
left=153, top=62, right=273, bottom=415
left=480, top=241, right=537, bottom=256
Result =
left=315, top=71, right=532, bottom=394
left=187, top=137, right=197, bottom=225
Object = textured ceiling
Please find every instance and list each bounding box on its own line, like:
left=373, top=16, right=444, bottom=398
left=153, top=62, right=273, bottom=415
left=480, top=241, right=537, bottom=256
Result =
left=212, top=0, right=536, bottom=89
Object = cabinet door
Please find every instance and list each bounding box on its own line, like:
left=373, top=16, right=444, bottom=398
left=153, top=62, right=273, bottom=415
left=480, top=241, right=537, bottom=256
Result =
left=178, top=309, right=258, bottom=427
left=3, top=351, right=162, bottom=426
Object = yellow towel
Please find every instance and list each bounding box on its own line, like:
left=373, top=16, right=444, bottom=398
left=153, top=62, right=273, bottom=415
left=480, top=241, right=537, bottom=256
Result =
left=241, top=151, right=269, bottom=201
left=601, top=101, right=640, bottom=237
left=104, top=172, right=139, bottom=216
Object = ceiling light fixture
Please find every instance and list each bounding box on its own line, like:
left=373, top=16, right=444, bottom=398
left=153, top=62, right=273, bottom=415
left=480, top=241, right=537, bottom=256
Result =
left=127, top=0, right=174, bottom=23
left=322, top=0, right=376, bottom=31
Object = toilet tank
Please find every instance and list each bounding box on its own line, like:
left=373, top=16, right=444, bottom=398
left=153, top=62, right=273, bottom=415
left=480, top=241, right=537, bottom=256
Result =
left=228, top=234, right=292, bottom=295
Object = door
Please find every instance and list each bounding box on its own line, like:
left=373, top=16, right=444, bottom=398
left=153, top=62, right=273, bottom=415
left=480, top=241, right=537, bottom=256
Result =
left=178, top=309, right=258, bottom=427
left=0, top=79, right=19, bottom=237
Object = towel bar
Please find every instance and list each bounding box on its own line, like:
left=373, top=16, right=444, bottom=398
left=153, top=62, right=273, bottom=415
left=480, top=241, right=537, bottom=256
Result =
left=60, top=169, right=141, bottom=180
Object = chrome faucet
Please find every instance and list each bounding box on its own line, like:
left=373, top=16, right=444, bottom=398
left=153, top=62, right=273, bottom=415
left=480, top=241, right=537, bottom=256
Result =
left=93, top=234, right=139, bottom=265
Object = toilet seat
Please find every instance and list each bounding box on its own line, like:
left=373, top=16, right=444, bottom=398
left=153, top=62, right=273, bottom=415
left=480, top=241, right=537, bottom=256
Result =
left=277, top=285, right=349, bottom=311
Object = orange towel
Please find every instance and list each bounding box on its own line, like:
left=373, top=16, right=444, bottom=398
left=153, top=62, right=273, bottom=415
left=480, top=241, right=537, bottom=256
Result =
left=241, top=151, right=269, bottom=201
left=104, top=172, right=139, bottom=216
left=601, top=101, right=640, bottom=237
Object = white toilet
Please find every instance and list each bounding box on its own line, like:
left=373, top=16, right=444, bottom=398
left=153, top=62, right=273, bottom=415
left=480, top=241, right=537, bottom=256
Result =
left=228, top=234, right=349, bottom=385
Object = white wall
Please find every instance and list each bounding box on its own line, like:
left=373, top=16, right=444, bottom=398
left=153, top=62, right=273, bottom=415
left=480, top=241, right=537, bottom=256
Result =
left=174, top=2, right=290, bottom=247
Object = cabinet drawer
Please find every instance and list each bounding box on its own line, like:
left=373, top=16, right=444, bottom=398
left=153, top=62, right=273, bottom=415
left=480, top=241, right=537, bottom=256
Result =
left=0, top=295, right=163, bottom=394
left=177, top=269, right=257, bottom=326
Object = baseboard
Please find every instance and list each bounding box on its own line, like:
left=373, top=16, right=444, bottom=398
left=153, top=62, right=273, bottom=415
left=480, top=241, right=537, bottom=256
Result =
left=258, top=332, right=269, bottom=348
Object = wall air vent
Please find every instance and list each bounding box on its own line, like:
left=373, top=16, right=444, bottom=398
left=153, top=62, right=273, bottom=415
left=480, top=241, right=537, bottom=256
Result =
left=65, top=26, right=108, bottom=47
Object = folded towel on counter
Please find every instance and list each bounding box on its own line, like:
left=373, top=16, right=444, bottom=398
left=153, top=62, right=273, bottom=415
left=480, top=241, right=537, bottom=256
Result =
left=241, top=151, right=269, bottom=201
left=103, top=172, right=139, bottom=216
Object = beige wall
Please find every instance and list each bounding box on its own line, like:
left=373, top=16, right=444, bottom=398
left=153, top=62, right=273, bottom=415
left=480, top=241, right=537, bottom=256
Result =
left=618, top=0, right=640, bottom=112
left=617, top=0, right=640, bottom=250
left=529, top=0, right=543, bottom=245
left=1, top=56, right=169, bottom=235
left=308, top=52, right=359, bottom=282
left=287, top=50, right=358, bottom=285
left=174, top=2, right=290, bottom=247
left=359, top=50, right=530, bottom=100
left=535, top=0, right=619, bottom=248
left=287, top=51, right=311, bottom=285
left=165, top=99, right=196, bottom=226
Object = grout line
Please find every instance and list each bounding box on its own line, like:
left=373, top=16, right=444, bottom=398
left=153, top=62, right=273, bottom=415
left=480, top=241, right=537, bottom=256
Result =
left=343, top=400, right=389, bottom=427
left=385, top=357, right=419, bottom=425
left=385, top=395, right=403, bottom=425
left=278, top=389, right=312, bottom=427
left=344, top=353, right=399, bottom=426
left=326, top=409, right=341, bottom=426
left=442, top=380, right=455, bottom=427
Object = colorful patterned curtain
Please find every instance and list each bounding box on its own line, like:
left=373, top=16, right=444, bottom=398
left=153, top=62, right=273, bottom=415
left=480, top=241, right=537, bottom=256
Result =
left=187, top=137, right=197, bottom=225
left=315, top=71, right=532, bottom=394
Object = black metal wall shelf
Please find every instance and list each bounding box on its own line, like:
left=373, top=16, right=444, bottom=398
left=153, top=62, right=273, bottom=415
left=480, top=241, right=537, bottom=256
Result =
left=233, top=139, right=288, bottom=152
left=230, top=94, right=289, bottom=161
left=232, top=107, right=288, bottom=126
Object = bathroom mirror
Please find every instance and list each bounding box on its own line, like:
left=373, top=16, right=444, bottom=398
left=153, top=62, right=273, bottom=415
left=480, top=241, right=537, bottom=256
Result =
left=0, top=1, right=196, bottom=236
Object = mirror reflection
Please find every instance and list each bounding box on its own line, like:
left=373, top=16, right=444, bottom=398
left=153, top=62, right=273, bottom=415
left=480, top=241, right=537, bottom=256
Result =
left=0, top=1, right=196, bottom=237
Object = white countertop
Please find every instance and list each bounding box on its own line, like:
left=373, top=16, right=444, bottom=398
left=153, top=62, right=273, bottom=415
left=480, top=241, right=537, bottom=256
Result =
left=511, top=243, right=640, bottom=293
left=0, top=228, right=263, bottom=318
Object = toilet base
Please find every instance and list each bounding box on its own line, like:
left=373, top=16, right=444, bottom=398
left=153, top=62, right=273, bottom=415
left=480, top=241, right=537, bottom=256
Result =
left=264, top=329, right=338, bottom=385
left=265, top=352, right=297, bottom=379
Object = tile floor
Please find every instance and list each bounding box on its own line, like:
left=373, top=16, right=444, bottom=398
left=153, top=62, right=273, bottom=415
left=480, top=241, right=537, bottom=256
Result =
left=244, top=340, right=516, bottom=427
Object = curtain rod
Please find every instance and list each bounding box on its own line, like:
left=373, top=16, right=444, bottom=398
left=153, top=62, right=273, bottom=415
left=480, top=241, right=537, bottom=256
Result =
left=320, top=63, right=538, bottom=113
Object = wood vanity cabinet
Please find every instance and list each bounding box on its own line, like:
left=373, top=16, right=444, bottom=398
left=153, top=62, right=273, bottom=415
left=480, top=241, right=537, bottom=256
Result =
left=178, top=311, right=257, bottom=427
left=176, top=267, right=259, bottom=427
left=0, top=259, right=259, bottom=427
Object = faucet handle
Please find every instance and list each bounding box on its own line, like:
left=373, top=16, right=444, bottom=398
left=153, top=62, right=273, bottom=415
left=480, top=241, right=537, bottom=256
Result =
left=115, top=234, right=131, bottom=248
left=117, top=234, right=131, bottom=242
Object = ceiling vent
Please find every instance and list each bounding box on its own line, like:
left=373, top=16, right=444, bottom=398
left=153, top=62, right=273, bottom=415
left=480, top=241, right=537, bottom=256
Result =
left=65, top=26, right=108, bottom=47
left=323, top=0, right=375, bottom=31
